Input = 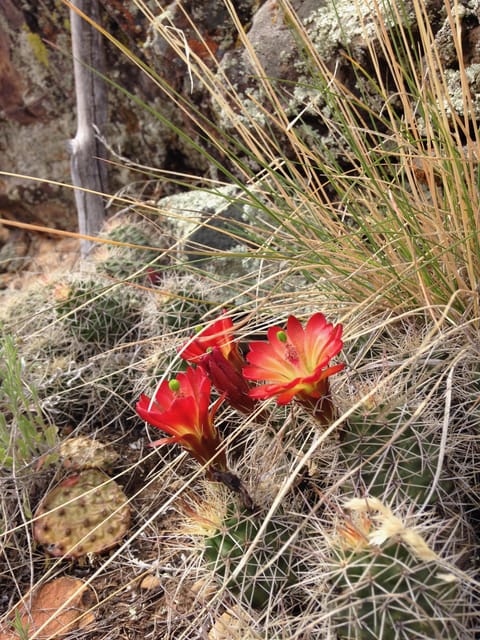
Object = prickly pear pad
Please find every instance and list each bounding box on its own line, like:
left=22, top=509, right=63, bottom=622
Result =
left=34, top=469, right=130, bottom=558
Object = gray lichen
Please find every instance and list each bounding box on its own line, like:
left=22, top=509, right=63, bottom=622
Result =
left=444, top=64, right=480, bottom=119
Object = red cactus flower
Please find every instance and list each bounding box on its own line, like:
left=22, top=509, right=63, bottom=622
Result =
left=136, top=366, right=227, bottom=477
left=201, top=347, right=257, bottom=415
left=179, top=314, right=244, bottom=372
left=243, top=313, right=344, bottom=412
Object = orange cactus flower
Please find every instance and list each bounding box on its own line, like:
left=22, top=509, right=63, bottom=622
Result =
left=136, top=366, right=227, bottom=477
left=243, top=313, right=344, bottom=409
left=179, top=314, right=245, bottom=373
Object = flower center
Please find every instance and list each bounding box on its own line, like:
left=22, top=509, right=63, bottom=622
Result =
left=284, top=343, right=299, bottom=364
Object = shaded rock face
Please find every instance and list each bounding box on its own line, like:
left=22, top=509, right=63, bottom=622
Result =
left=0, top=1, right=50, bottom=125
left=0, top=0, right=79, bottom=247
left=0, top=0, right=176, bottom=266
left=0, top=1, right=256, bottom=188
left=215, top=0, right=480, bottom=149
left=144, top=0, right=257, bottom=93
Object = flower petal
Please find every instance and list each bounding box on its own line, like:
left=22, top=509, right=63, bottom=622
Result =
left=179, top=314, right=238, bottom=364
left=136, top=365, right=227, bottom=474
left=243, top=313, right=344, bottom=408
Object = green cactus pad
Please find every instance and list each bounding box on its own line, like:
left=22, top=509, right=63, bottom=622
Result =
left=204, top=511, right=298, bottom=609
left=34, top=469, right=130, bottom=558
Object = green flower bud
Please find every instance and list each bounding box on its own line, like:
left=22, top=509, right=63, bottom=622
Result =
left=169, top=379, right=181, bottom=392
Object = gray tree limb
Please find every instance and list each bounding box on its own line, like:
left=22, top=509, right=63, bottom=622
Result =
left=69, top=0, right=108, bottom=258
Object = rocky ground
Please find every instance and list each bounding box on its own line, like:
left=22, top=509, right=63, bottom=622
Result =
left=0, top=232, right=79, bottom=291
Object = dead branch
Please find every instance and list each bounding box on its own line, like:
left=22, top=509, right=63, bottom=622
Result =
left=69, top=0, right=108, bottom=258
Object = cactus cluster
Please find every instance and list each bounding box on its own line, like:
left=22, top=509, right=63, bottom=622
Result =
left=204, top=509, right=298, bottom=609
left=34, top=468, right=130, bottom=558
left=137, top=310, right=476, bottom=635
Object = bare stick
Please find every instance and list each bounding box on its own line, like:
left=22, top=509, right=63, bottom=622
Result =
left=69, top=0, right=108, bottom=258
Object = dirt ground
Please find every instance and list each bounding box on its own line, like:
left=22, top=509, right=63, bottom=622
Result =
left=0, top=232, right=80, bottom=291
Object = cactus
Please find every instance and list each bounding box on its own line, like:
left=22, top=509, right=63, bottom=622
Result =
left=204, top=510, right=298, bottom=609
left=98, top=222, right=165, bottom=282
left=2, top=275, right=147, bottom=430
left=55, top=278, right=144, bottom=350
left=329, top=498, right=464, bottom=639
left=34, top=468, right=130, bottom=558
left=162, top=284, right=212, bottom=331
left=60, top=436, right=119, bottom=471
left=339, top=397, right=451, bottom=506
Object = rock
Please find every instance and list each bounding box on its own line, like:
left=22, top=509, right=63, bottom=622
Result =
left=156, top=186, right=261, bottom=275
left=214, top=0, right=480, bottom=160
left=139, top=574, right=162, bottom=590
left=0, top=1, right=185, bottom=234
left=0, top=577, right=96, bottom=639
left=2, top=0, right=479, bottom=230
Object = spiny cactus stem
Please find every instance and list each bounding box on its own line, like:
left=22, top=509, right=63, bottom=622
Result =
left=210, top=468, right=256, bottom=513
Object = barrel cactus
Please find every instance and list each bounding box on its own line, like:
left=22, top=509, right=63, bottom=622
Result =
left=340, top=396, right=451, bottom=505
left=328, top=497, right=465, bottom=639
left=55, top=278, right=144, bottom=350
left=204, top=509, right=298, bottom=609
left=98, top=221, right=165, bottom=282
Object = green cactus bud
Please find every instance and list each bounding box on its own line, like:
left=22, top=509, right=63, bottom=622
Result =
left=33, top=469, right=130, bottom=558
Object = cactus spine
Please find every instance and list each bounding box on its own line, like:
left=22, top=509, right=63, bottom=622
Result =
left=204, top=510, right=298, bottom=609
left=329, top=498, right=463, bottom=639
